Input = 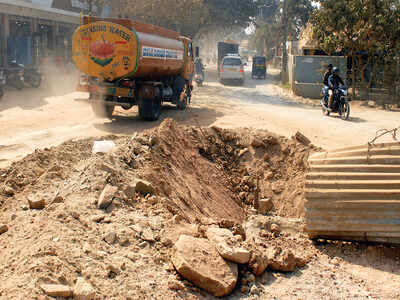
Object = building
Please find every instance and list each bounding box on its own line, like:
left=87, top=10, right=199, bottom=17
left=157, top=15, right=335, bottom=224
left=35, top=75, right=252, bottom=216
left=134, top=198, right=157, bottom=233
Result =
left=0, top=0, right=80, bottom=67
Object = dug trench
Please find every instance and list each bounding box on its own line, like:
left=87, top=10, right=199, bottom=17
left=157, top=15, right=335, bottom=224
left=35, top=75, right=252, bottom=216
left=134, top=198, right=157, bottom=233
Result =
left=0, top=119, right=397, bottom=299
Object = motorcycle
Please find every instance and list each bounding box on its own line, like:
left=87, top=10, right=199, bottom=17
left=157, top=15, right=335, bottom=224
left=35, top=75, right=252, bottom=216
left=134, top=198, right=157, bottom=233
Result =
left=321, top=85, right=350, bottom=120
left=8, top=61, right=42, bottom=88
left=0, top=69, right=5, bottom=99
left=194, top=72, right=204, bottom=86
left=4, top=65, right=24, bottom=90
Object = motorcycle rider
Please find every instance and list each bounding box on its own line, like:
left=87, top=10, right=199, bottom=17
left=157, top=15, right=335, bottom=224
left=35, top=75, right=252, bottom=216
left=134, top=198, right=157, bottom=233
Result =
left=328, top=67, right=344, bottom=109
left=323, top=64, right=333, bottom=86
left=322, top=64, right=333, bottom=105
left=194, top=58, right=204, bottom=80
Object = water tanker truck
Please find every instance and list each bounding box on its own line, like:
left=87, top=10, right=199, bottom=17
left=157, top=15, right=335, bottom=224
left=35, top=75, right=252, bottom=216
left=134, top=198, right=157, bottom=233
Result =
left=72, top=16, right=195, bottom=121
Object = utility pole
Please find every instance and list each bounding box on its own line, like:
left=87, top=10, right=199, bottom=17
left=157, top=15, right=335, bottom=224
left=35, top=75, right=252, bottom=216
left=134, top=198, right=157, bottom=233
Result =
left=281, top=0, right=288, bottom=83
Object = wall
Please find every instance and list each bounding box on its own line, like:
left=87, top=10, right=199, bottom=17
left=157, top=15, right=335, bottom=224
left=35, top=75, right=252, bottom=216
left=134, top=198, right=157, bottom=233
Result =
left=289, top=55, right=347, bottom=99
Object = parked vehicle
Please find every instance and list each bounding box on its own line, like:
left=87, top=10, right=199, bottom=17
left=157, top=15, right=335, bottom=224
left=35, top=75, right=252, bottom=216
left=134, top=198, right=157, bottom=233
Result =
left=72, top=16, right=194, bottom=121
left=219, top=55, right=245, bottom=85
left=251, top=56, right=266, bottom=79
left=194, top=73, right=204, bottom=86
left=321, top=85, right=350, bottom=120
left=8, top=61, right=42, bottom=88
left=4, top=65, right=24, bottom=90
left=0, top=69, right=5, bottom=99
left=24, top=67, right=42, bottom=88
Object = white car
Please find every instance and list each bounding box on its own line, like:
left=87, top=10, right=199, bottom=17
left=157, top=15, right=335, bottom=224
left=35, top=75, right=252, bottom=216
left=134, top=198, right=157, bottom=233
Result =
left=219, top=55, right=245, bottom=85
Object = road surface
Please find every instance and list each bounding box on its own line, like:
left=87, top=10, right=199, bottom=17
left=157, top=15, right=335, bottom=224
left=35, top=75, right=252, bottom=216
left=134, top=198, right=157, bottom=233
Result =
left=0, top=67, right=399, bottom=168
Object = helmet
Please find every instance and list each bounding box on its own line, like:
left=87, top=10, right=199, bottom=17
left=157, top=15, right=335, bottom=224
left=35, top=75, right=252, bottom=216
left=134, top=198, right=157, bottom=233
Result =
left=327, top=64, right=333, bottom=70
left=332, top=67, right=340, bottom=74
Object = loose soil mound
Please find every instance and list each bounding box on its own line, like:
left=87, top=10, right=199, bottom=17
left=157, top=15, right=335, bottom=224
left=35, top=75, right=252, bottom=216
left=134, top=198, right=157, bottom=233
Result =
left=0, top=119, right=316, bottom=298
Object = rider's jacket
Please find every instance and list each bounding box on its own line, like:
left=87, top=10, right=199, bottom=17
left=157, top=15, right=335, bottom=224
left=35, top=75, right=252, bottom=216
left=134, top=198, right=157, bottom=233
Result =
left=323, top=70, right=332, bottom=86
left=328, top=74, right=344, bottom=90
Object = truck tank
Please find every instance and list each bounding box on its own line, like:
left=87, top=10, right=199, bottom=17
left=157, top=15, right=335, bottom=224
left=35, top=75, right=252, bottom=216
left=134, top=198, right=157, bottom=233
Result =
left=72, top=17, right=186, bottom=81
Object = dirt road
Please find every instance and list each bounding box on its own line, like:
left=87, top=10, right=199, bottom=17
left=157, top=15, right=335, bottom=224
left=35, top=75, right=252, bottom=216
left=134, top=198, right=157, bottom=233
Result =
left=0, top=68, right=398, bottom=168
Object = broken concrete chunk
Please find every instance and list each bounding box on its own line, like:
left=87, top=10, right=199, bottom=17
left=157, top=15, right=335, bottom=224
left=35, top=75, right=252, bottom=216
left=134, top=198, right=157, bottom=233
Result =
left=294, top=131, right=311, bottom=145
left=206, top=227, right=249, bottom=263
left=141, top=227, right=155, bottom=242
left=40, top=284, right=72, bottom=298
left=3, top=185, right=15, bottom=196
left=104, top=231, right=116, bottom=244
left=215, top=242, right=250, bottom=264
left=98, top=184, right=118, bottom=209
left=171, top=235, right=238, bottom=297
left=0, top=224, right=8, bottom=235
left=134, top=179, right=155, bottom=195
left=248, top=249, right=269, bottom=276
left=28, top=197, right=45, bottom=209
left=258, top=198, right=273, bottom=214
left=73, top=277, right=95, bottom=300
left=267, top=248, right=297, bottom=272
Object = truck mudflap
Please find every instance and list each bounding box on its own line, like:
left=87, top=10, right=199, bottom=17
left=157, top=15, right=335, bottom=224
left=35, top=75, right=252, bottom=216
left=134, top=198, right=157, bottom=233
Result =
left=305, top=141, right=400, bottom=244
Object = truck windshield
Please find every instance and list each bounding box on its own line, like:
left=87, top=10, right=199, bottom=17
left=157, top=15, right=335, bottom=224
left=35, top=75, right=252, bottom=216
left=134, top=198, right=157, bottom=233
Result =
left=223, top=58, right=242, bottom=66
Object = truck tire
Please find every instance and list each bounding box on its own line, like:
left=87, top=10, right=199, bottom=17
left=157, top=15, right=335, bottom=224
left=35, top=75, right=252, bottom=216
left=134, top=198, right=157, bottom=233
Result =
left=138, top=96, right=161, bottom=121
left=0, top=87, right=3, bottom=99
left=91, top=102, right=115, bottom=119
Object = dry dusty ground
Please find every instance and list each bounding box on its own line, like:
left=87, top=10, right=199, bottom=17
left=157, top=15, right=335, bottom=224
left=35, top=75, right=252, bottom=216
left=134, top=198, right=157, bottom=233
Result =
left=0, top=67, right=399, bottom=168
left=0, top=68, right=399, bottom=300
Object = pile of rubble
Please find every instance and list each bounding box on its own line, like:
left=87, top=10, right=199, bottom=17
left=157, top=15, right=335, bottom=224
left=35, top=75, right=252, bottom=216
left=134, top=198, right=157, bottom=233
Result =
left=0, top=119, right=316, bottom=299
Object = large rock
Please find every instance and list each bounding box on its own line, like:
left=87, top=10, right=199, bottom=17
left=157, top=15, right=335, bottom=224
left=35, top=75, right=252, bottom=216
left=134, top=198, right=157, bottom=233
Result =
left=73, top=277, right=95, bottom=300
left=206, top=227, right=250, bottom=264
left=98, top=185, right=118, bottom=209
left=134, top=179, right=155, bottom=195
left=40, top=284, right=72, bottom=298
left=171, top=235, right=238, bottom=297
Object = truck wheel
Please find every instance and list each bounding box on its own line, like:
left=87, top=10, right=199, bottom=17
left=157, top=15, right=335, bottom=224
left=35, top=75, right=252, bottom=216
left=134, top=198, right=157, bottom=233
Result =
left=0, top=87, right=3, bottom=99
left=91, top=102, right=114, bottom=119
left=139, top=96, right=161, bottom=121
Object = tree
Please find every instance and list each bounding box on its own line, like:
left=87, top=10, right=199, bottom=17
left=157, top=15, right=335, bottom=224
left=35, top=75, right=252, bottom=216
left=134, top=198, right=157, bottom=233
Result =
left=281, top=0, right=313, bottom=82
left=78, top=0, right=105, bottom=15
left=118, top=0, right=258, bottom=38
left=251, top=0, right=313, bottom=81
left=311, top=0, right=400, bottom=100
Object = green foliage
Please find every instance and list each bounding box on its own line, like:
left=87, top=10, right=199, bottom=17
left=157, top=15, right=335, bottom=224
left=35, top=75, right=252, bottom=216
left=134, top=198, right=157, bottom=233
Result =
left=311, top=0, right=400, bottom=94
left=117, top=0, right=258, bottom=37
left=250, top=0, right=313, bottom=80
